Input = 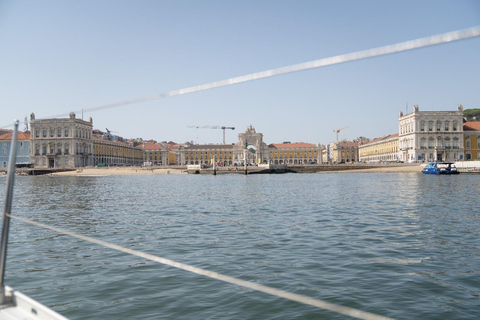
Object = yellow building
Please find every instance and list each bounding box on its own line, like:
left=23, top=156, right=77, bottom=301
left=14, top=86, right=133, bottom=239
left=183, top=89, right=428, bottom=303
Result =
left=267, top=142, right=319, bottom=164
left=359, top=134, right=399, bottom=163
left=181, top=144, right=234, bottom=166
left=144, top=142, right=167, bottom=165
left=93, top=138, right=143, bottom=166
left=464, top=122, right=480, bottom=160
left=330, top=141, right=359, bottom=163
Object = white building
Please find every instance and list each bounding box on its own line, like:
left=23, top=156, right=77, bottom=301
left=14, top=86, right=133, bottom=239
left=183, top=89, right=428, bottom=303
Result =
left=30, top=112, right=94, bottom=168
left=398, top=105, right=464, bottom=163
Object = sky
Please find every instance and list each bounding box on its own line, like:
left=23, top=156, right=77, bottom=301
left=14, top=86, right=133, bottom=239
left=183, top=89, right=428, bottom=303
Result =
left=1, top=1, right=479, bottom=145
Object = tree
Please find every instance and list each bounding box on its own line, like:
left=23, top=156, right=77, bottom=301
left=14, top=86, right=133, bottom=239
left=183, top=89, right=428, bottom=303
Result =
left=464, top=108, right=480, bottom=121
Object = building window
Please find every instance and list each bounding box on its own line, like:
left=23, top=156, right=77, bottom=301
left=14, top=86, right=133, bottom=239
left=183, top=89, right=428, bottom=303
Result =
left=420, top=122, right=425, bottom=131
left=42, top=145, right=47, bottom=155
left=466, top=141, right=471, bottom=148
left=35, top=130, right=40, bottom=138
left=65, top=129, right=69, bottom=137
left=453, top=139, right=459, bottom=148
left=58, top=129, right=62, bottom=137
left=428, top=122, right=433, bottom=131
left=420, top=139, right=426, bottom=149
left=50, top=129, right=54, bottom=137
left=43, top=130, right=47, bottom=138
left=453, top=122, right=457, bottom=131
left=428, top=139, right=434, bottom=149
left=437, top=122, right=441, bottom=131
left=445, top=122, right=449, bottom=131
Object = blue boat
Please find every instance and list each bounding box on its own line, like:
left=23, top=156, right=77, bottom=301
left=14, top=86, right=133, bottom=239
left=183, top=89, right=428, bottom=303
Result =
left=422, top=162, right=460, bottom=174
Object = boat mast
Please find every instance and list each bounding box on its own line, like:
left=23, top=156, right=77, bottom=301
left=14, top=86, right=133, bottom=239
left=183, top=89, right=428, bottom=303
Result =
left=0, top=120, right=19, bottom=305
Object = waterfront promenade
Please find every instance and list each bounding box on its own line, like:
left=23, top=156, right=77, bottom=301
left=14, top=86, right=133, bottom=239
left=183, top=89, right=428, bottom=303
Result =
left=48, top=164, right=424, bottom=176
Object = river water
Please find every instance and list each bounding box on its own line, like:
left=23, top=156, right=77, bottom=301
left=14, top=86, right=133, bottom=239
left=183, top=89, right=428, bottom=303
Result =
left=1, top=172, right=479, bottom=319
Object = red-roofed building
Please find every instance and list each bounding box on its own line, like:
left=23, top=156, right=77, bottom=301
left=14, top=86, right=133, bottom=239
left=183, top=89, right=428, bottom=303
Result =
left=267, top=142, right=320, bottom=164
left=463, top=122, right=480, bottom=160
left=144, top=142, right=167, bottom=165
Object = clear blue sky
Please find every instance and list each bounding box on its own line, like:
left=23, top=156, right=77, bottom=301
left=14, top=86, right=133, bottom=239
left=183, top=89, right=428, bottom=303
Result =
left=1, top=1, right=479, bottom=145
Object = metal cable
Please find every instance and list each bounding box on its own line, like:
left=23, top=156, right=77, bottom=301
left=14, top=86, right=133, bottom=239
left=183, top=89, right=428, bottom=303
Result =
left=8, top=214, right=393, bottom=320
left=49, top=26, right=479, bottom=118
left=2, top=26, right=479, bottom=129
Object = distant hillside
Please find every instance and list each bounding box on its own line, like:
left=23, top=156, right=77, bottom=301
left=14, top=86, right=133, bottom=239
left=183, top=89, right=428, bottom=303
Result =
left=464, top=109, right=480, bottom=121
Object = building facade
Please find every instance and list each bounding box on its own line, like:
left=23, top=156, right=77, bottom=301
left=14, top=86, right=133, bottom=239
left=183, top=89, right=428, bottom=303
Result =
left=144, top=142, right=167, bottom=165
left=267, top=142, right=319, bottom=164
left=178, top=125, right=321, bottom=166
left=398, top=105, right=464, bottom=163
left=93, top=139, right=143, bottom=166
left=30, top=112, right=93, bottom=168
left=330, top=141, right=359, bottom=163
left=359, top=134, right=399, bottom=163
left=181, top=144, right=234, bottom=165
left=463, top=122, right=480, bottom=160
left=0, top=130, right=31, bottom=168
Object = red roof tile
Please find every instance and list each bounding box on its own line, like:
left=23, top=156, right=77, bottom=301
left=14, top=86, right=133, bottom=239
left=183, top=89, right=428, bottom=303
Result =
left=0, top=131, right=30, bottom=141
left=464, top=122, right=480, bottom=131
left=268, top=142, right=317, bottom=149
left=144, top=143, right=164, bottom=150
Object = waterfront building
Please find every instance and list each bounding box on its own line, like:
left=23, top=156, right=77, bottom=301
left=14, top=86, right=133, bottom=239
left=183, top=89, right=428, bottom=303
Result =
left=144, top=142, right=167, bottom=165
left=179, top=125, right=321, bottom=166
left=233, top=125, right=269, bottom=164
left=0, top=130, right=31, bottom=168
left=29, top=112, right=93, bottom=168
left=359, top=134, right=399, bottom=163
left=329, top=140, right=359, bottom=163
left=267, top=142, right=319, bottom=164
left=164, top=142, right=181, bottom=165
left=93, top=138, right=143, bottom=166
left=398, top=105, right=464, bottom=163
left=463, top=121, right=480, bottom=160
left=182, top=144, right=234, bottom=166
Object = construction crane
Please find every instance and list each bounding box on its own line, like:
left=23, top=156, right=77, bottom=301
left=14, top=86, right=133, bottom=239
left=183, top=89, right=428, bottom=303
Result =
left=333, top=126, right=349, bottom=141
left=188, top=125, right=235, bottom=144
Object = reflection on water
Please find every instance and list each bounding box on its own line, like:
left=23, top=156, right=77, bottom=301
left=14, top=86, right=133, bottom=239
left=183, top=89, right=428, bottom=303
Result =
left=1, top=173, right=479, bottom=319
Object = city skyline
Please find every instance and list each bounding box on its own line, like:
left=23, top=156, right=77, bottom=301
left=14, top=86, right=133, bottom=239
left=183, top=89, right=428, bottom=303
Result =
left=1, top=1, right=479, bottom=144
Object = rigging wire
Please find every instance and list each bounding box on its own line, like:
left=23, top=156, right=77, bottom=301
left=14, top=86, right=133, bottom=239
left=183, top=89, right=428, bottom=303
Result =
left=9, top=214, right=393, bottom=320
left=19, top=25, right=480, bottom=123
left=1, top=26, right=479, bottom=129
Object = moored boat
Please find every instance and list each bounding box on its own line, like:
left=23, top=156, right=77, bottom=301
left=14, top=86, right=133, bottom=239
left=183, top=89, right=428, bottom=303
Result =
left=422, top=162, right=460, bottom=174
